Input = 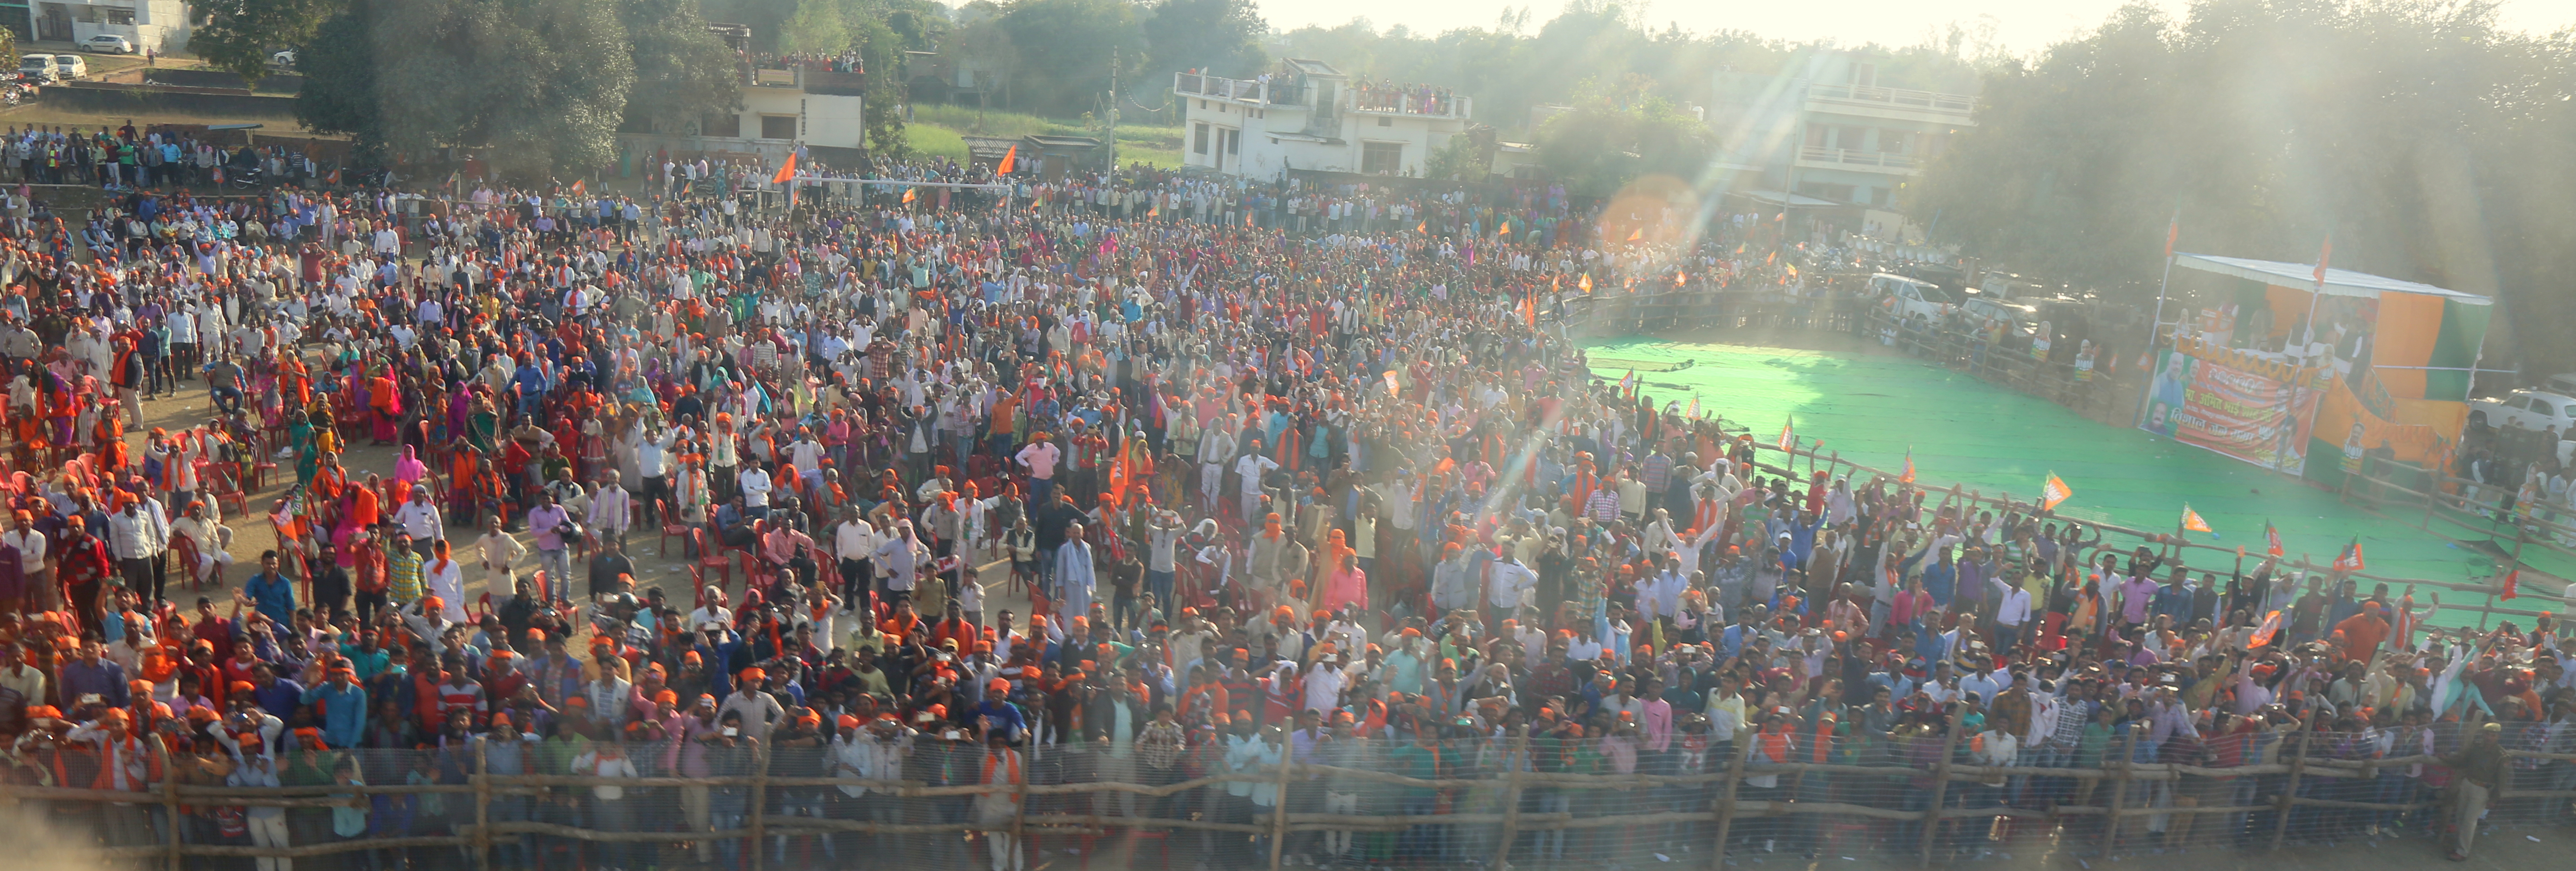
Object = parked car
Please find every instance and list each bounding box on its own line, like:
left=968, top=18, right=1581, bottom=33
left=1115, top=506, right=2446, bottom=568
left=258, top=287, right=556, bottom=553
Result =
left=1873, top=272, right=1956, bottom=322
left=79, top=35, right=133, bottom=54
left=52, top=55, right=85, bottom=80
left=17, top=57, right=55, bottom=83
left=1962, top=296, right=2039, bottom=332
left=271, top=49, right=297, bottom=68
left=2469, top=389, right=2576, bottom=434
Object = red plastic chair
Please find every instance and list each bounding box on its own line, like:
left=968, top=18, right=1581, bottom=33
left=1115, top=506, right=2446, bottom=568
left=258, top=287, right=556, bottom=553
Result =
left=171, top=534, right=204, bottom=592
left=655, top=498, right=688, bottom=558
left=694, top=528, right=730, bottom=590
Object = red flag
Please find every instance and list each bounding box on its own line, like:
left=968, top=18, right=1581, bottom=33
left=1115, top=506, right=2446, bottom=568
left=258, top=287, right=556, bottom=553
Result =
left=2313, top=234, right=2332, bottom=286
left=2501, top=568, right=2520, bottom=600
left=2264, top=521, right=2284, bottom=557
left=996, top=144, right=1017, bottom=175
left=771, top=151, right=798, bottom=185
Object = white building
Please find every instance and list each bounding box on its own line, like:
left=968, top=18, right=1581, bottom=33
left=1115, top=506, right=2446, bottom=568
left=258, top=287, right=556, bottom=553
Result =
left=1707, top=49, right=1976, bottom=209
left=622, top=61, right=868, bottom=165
left=1175, top=58, right=1472, bottom=180
left=33, top=0, right=190, bottom=52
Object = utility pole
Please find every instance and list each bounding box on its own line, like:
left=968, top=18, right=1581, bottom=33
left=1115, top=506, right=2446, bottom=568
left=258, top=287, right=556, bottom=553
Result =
left=1106, top=46, right=1120, bottom=170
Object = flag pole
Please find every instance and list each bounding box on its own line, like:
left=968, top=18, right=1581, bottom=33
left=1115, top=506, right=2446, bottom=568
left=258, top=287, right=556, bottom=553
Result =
left=2142, top=208, right=2179, bottom=428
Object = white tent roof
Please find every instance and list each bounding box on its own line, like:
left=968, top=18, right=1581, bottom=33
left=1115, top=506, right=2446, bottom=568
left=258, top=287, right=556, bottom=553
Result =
left=2174, top=253, right=2490, bottom=305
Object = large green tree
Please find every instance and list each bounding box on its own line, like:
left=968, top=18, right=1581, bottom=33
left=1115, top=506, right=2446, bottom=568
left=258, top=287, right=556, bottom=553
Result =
left=998, top=0, right=1141, bottom=115
left=298, top=0, right=633, bottom=179
left=621, top=0, right=744, bottom=134
left=1140, top=0, right=1264, bottom=80
left=185, top=0, right=348, bottom=84
left=1532, top=75, right=1718, bottom=196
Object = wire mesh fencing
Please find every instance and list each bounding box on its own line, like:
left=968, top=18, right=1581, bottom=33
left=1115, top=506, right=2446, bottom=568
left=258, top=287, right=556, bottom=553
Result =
left=4, top=723, right=2573, bottom=870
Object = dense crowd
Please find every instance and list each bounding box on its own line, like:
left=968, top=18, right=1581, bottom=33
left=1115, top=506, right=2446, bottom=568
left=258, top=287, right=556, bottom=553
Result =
left=0, top=144, right=2564, bottom=871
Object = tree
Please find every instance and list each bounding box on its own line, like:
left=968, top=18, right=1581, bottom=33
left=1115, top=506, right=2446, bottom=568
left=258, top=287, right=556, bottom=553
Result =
left=187, top=0, right=351, bottom=84
left=291, top=0, right=382, bottom=149
left=620, top=0, right=744, bottom=134
left=298, top=0, right=634, bottom=179
left=1532, top=75, right=1716, bottom=196
left=1140, top=0, right=1264, bottom=80
left=998, top=0, right=1141, bottom=115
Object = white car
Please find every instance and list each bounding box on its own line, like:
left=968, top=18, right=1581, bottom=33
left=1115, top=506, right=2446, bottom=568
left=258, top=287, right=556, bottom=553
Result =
left=79, top=35, right=133, bottom=54
left=53, top=55, right=85, bottom=80
left=17, top=57, right=55, bottom=82
left=1873, top=273, right=1956, bottom=322
left=271, top=49, right=297, bottom=68
left=2469, top=389, right=2576, bottom=434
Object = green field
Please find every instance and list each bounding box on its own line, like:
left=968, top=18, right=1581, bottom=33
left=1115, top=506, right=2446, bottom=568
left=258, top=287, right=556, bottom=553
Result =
left=902, top=104, right=1184, bottom=168
left=1586, top=338, right=2564, bottom=628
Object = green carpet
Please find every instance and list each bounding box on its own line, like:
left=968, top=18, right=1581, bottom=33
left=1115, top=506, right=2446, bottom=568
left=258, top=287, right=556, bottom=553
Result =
left=1584, top=338, right=2558, bottom=628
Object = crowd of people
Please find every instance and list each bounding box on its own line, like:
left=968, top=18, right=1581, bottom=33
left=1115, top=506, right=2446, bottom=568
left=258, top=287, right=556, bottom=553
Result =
left=0, top=142, right=2563, bottom=871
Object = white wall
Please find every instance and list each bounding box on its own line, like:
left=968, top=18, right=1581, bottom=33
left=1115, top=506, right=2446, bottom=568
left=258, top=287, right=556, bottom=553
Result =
left=727, top=90, right=866, bottom=150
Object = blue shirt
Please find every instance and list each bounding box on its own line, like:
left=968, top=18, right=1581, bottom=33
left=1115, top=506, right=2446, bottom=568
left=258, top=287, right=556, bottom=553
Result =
left=299, top=681, right=369, bottom=749
left=245, top=571, right=297, bottom=626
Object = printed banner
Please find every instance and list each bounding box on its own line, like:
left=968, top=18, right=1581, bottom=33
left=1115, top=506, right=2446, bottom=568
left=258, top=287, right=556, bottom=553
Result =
left=2140, top=346, right=2318, bottom=474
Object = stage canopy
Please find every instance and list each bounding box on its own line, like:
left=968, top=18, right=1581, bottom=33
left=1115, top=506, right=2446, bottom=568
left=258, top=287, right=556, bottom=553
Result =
left=2174, top=253, right=2491, bottom=304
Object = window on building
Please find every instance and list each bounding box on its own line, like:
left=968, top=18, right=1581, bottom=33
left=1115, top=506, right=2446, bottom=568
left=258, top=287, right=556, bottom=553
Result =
left=1362, top=141, right=1403, bottom=175
left=1194, top=123, right=1209, bottom=155
left=105, top=9, right=132, bottom=24
left=760, top=115, right=798, bottom=140
left=1804, top=124, right=1828, bottom=147
left=1226, top=129, right=1240, bottom=155
left=1878, top=128, right=1911, bottom=153
left=1840, top=126, right=1868, bottom=151
left=1852, top=62, right=1876, bottom=88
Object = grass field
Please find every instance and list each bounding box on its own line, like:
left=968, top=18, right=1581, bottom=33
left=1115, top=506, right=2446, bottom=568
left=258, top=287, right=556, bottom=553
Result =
left=903, top=103, right=1184, bottom=168
left=1586, top=338, right=2565, bottom=627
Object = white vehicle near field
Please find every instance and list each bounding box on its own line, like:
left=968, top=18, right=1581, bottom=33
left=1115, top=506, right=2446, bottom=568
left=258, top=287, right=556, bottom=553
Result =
left=2469, top=389, right=2576, bottom=435
left=1873, top=273, right=1955, bottom=322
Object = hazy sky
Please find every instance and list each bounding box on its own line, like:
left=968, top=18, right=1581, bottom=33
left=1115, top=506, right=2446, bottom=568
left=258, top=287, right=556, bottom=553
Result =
left=1255, top=0, right=2575, bottom=56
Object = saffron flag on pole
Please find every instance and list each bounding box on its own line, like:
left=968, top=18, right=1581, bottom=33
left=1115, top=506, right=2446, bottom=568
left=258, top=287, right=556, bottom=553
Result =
left=2332, top=537, right=2366, bottom=572
left=2314, top=234, right=2333, bottom=285
left=2249, top=609, right=2285, bottom=648
left=2501, top=568, right=2521, bottom=600
left=1617, top=370, right=1635, bottom=394
left=1686, top=395, right=1700, bottom=419
left=2265, top=521, right=2285, bottom=557
left=1627, top=226, right=1642, bottom=241
left=1578, top=274, right=1592, bottom=292
left=995, top=144, right=1017, bottom=175
left=2181, top=505, right=2214, bottom=536
left=1776, top=416, right=1795, bottom=451
left=568, top=178, right=584, bottom=195
left=1519, top=295, right=1536, bottom=327
left=1899, top=448, right=1915, bottom=484
left=772, top=151, right=797, bottom=185
left=2164, top=209, right=2180, bottom=259
left=902, top=187, right=916, bottom=203
left=2040, top=473, right=2073, bottom=511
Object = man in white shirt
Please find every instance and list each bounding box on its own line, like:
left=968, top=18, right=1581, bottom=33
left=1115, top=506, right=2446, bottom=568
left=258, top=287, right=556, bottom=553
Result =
left=589, top=471, right=634, bottom=545
left=4, top=508, right=50, bottom=608
left=392, top=485, right=444, bottom=556
left=737, top=460, right=775, bottom=518
left=832, top=507, right=876, bottom=606
left=1235, top=444, right=1280, bottom=523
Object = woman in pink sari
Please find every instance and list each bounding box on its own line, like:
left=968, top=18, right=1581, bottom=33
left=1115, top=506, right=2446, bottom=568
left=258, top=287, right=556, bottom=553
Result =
left=392, top=444, right=427, bottom=491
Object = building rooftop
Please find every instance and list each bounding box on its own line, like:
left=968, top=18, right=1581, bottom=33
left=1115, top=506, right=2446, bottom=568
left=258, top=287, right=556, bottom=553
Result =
left=1283, top=58, right=1343, bottom=79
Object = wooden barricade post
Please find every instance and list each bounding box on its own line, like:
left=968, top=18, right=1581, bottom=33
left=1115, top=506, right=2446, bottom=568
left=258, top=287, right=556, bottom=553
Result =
left=1915, top=704, right=1967, bottom=867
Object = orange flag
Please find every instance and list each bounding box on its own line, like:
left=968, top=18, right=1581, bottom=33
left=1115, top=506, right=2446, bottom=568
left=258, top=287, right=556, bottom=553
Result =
left=996, top=144, right=1017, bottom=175
left=771, top=151, right=797, bottom=184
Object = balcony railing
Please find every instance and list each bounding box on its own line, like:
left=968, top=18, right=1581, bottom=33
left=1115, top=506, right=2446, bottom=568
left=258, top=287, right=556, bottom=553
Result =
left=1805, top=83, right=1975, bottom=118
left=805, top=70, right=865, bottom=97
left=1174, top=73, right=1300, bottom=105
left=1799, top=145, right=1919, bottom=172
left=1342, top=89, right=1469, bottom=119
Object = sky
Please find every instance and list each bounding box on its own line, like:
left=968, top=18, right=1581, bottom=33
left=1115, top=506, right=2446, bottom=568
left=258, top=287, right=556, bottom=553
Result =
left=1255, top=0, right=2576, bottom=56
